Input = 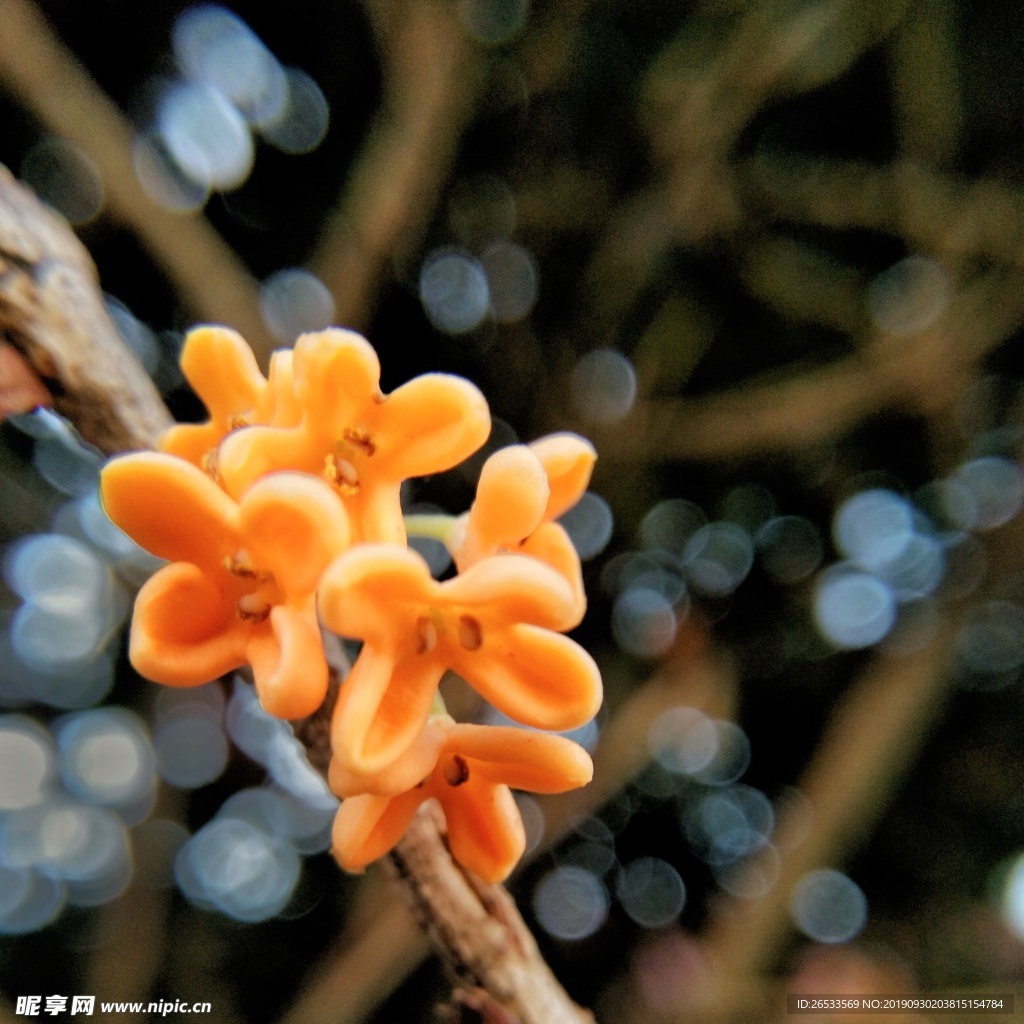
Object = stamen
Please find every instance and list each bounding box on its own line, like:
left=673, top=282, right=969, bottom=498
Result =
left=343, top=426, right=376, bottom=456
left=237, top=594, right=271, bottom=623
left=416, top=615, right=438, bottom=654
left=443, top=754, right=470, bottom=787
left=222, top=550, right=274, bottom=583
left=227, top=414, right=250, bottom=431
left=325, top=454, right=360, bottom=496
left=200, top=448, right=220, bottom=482
left=457, top=615, right=483, bottom=651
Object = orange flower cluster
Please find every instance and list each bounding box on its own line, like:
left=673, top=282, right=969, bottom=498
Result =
left=100, top=326, right=602, bottom=882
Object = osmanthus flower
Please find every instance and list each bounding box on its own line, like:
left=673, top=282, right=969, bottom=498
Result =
left=330, top=715, right=594, bottom=883
left=318, top=544, right=603, bottom=775
left=100, top=452, right=351, bottom=719
left=158, top=325, right=301, bottom=474
left=448, top=434, right=597, bottom=623
left=215, top=328, right=491, bottom=544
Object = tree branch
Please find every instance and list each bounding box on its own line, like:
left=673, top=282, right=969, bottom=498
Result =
left=386, top=802, right=593, bottom=1024
left=0, top=165, right=171, bottom=450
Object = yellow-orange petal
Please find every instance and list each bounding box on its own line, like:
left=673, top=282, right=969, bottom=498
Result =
left=239, top=472, right=351, bottom=594
left=332, top=789, right=425, bottom=873
left=247, top=603, right=327, bottom=720
left=292, top=328, right=381, bottom=435
left=369, top=373, right=491, bottom=480
left=351, top=478, right=408, bottom=546
left=158, top=422, right=221, bottom=465
left=217, top=423, right=323, bottom=499
left=443, top=553, right=578, bottom=632
left=130, top=562, right=245, bottom=685
left=518, top=521, right=586, bottom=627
left=446, top=725, right=593, bottom=794
left=178, top=325, right=265, bottom=417
left=331, top=645, right=444, bottom=775
left=318, top=545, right=434, bottom=642
left=455, top=446, right=549, bottom=570
left=439, top=774, right=525, bottom=884
left=259, top=350, right=302, bottom=426
left=530, top=433, right=597, bottom=521
left=101, top=452, right=240, bottom=567
left=450, top=624, right=602, bottom=732
left=329, top=717, right=448, bottom=798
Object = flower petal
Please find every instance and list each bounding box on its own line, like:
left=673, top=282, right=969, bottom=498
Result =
left=239, top=472, right=351, bottom=594
left=455, top=446, right=548, bottom=570
left=179, top=325, right=266, bottom=418
left=101, top=452, right=240, bottom=567
left=292, top=328, right=381, bottom=435
left=216, top=424, right=323, bottom=499
left=329, top=717, right=448, bottom=798
left=318, top=545, right=434, bottom=643
left=332, top=790, right=424, bottom=873
left=446, top=725, right=593, bottom=793
left=443, top=554, right=578, bottom=632
left=349, top=480, right=408, bottom=545
left=450, top=624, right=602, bottom=731
left=440, top=775, right=525, bottom=884
left=529, top=433, right=596, bottom=521
left=260, top=350, right=302, bottom=426
left=130, top=562, right=245, bottom=685
left=331, top=646, right=444, bottom=774
left=518, top=522, right=586, bottom=627
left=246, top=604, right=327, bottom=719
left=369, top=374, right=490, bottom=480
left=158, top=422, right=221, bottom=465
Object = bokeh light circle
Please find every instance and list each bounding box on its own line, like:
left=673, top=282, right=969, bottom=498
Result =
left=533, top=865, right=609, bottom=940
left=791, top=869, right=867, bottom=943
left=616, top=857, right=686, bottom=928
left=813, top=565, right=896, bottom=649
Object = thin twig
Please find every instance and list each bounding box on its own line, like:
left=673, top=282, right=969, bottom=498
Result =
left=700, top=640, right=953, bottom=1002
left=585, top=0, right=905, bottom=327
left=741, top=158, right=1024, bottom=270
left=592, top=264, right=1024, bottom=464
left=385, top=802, right=594, bottom=1024
left=310, top=0, right=480, bottom=330
left=536, top=634, right=737, bottom=847
left=85, top=785, right=186, bottom=1023
left=277, top=896, right=428, bottom=1024
left=0, top=0, right=275, bottom=362
left=887, top=0, right=962, bottom=164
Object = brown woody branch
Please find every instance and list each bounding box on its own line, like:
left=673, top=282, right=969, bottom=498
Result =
left=0, top=166, right=171, bottom=451
left=386, top=802, right=592, bottom=1024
